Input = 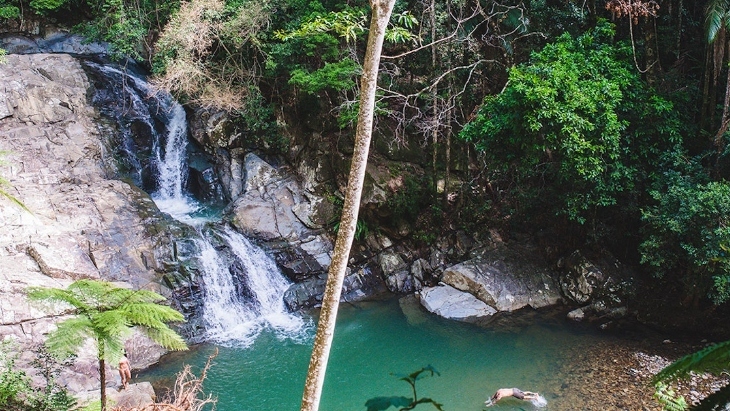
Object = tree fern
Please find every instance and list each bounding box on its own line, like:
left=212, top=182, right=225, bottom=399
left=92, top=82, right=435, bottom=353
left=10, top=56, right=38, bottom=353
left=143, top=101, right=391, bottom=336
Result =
left=27, top=279, right=187, bottom=411
left=706, top=0, right=730, bottom=43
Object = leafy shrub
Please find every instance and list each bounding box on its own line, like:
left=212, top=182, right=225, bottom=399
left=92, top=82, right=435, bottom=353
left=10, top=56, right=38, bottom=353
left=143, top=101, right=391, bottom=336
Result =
left=289, top=58, right=361, bottom=94
left=0, top=341, right=76, bottom=411
left=640, top=169, right=730, bottom=304
left=460, top=19, right=681, bottom=226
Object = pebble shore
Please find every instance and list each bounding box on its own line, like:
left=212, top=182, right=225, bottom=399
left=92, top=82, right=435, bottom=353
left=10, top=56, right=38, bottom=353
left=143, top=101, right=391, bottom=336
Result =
left=541, top=337, right=729, bottom=410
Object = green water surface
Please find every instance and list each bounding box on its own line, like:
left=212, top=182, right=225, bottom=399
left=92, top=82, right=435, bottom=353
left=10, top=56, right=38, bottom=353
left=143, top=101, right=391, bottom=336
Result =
left=140, top=297, right=607, bottom=411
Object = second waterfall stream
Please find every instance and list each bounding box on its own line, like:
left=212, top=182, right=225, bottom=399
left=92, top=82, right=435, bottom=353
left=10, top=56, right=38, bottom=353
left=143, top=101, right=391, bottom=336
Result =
left=84, top=60, right=308, bottom=346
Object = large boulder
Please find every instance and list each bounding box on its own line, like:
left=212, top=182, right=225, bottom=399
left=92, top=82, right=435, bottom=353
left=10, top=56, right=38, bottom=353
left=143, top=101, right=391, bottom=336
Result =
left=557, top=250, right=633, bottom=322
left=418, top=284, right=497, bottom=322
left=227, top=153, right=335, bottom=279
left=283, top=266, right=387, bottom=310
left=440, top=247, right=562, bottom=313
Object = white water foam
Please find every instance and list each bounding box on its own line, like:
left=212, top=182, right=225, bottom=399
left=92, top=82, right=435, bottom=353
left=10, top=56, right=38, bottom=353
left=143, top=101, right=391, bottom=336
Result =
left=154, top=102, right=188, bottom=201
left=530, top=394, right=548, bottom=408
left=199, top=227, right=308, bottom=346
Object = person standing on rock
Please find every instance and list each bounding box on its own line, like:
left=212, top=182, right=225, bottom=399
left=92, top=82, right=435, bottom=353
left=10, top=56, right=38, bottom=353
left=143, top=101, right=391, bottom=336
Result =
left=119, top=352, right=132, bottom=390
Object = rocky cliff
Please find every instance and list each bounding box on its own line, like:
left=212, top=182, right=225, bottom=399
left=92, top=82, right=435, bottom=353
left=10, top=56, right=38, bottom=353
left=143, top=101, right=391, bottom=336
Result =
left=0, top=52, right=190, bottom=395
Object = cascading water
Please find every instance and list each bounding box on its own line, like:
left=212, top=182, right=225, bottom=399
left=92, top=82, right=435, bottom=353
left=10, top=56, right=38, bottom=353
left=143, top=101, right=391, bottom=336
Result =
left=197, top=226, right=306, bottom=345
left=85, top=60, right=307, bottom=346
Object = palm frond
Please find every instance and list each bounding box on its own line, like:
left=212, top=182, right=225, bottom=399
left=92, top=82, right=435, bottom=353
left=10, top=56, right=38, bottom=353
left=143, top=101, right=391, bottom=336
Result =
left=706, top=0, right=730, bottom=43
left=654, top=340, right=730, bottom=383
left=692, top=383, right=730, bottom=411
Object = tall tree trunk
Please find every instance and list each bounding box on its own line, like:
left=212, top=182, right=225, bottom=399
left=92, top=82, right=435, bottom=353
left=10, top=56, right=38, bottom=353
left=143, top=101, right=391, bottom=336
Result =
left=702, top=46, right=714, bottom=132
left=430, top=0, right=438, bottom=192
left=714, top=39, right=730, bottom=154
left=299, top=1, right=395, bottom=410
left=99, top=340, right=107, bottom=411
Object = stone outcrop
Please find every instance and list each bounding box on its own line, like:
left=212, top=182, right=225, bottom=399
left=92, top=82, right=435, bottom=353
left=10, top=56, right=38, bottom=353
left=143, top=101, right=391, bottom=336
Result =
left=0, top=53, right=190, bottom=397
left=0, top=32, right=108, bottom=55
left=442, top=247, right=562, bottom=312
left=558, top=250, right=633, bottom=323
left=418, top=283, right=497, bottom=322
left=226, top=153, right=335, bottom=280
left=418, top=241, right=562, bottom=322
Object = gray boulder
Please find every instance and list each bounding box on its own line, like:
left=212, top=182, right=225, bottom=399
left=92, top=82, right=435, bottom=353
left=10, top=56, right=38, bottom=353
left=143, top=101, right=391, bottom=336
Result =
left=558, top=250, right=633, bottom=322
left=418, top=284, right=497, bottom=322
left=283, top=266, right=387, bottom=310
left=108, top=382, right=156, bottom=409
left=441, top=253, right=561, bottom=313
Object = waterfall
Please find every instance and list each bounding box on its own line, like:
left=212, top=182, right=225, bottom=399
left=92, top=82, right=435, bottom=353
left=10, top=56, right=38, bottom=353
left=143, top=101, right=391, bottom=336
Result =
left=198, top=226, right=306, bottom=346
left=86, top=60, right=307, bottom=345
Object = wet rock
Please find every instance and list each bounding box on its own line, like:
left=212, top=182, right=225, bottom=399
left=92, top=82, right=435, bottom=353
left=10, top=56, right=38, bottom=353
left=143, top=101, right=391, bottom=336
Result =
left=283, top=266, right=387, bottom=311
left=440, top=247, right=562, bottom=312
left=0, top=33, right=108, bottom=55
left=418, top=284, right=497, bottom=322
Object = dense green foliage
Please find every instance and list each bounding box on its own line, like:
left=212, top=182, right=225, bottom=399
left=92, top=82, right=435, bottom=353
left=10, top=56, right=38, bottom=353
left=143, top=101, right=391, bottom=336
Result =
left=640, top=169, right=730, bottom=303
left=460, top=20, right=680, bottom=224
left=2, top=0, right=730, bottom=309
left=0, top=342, right=76, bottom=411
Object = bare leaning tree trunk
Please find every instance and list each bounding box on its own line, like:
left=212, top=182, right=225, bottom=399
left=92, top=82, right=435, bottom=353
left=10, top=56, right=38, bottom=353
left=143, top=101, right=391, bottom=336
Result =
left=299, top=1, right=396, bottom=411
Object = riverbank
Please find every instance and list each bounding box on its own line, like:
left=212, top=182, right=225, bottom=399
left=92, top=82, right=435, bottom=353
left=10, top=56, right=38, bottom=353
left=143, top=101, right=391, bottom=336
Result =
left=546, top=334, right=729, bottom=410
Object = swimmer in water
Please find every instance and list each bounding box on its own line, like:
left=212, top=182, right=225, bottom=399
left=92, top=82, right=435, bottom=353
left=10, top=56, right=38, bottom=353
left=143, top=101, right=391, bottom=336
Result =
left=486, top=388, right=539, bottom=405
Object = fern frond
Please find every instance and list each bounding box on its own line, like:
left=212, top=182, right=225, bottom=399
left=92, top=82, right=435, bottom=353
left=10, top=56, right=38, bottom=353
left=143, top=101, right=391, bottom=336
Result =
left=692, top=383, right=730, bottom=411
left=124, top=302, right=185, bottom=325
left=93, top=311, right=132, bottom=338
left=654, top=382, right=688, bottom=411
left=122, top=289, right=167, bottom=304
left=654, top=340, right=730, bottom=383
left=27, top=287, right=86, bottom=313
left=98, top=334, right=126, bottom=363
left=143, top=327, right=188, bottom=351
left=45, top=317, right=94, bottom=358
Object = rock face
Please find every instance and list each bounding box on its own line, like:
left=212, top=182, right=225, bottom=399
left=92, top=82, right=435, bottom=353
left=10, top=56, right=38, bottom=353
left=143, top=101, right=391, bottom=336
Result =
left=227, top=153, right=335, bottom=279
left=0, top=53, right=189, bottom=397
left=418, top=242, right=562, bottom=322
left=558, top=250, right=633, bottom=323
